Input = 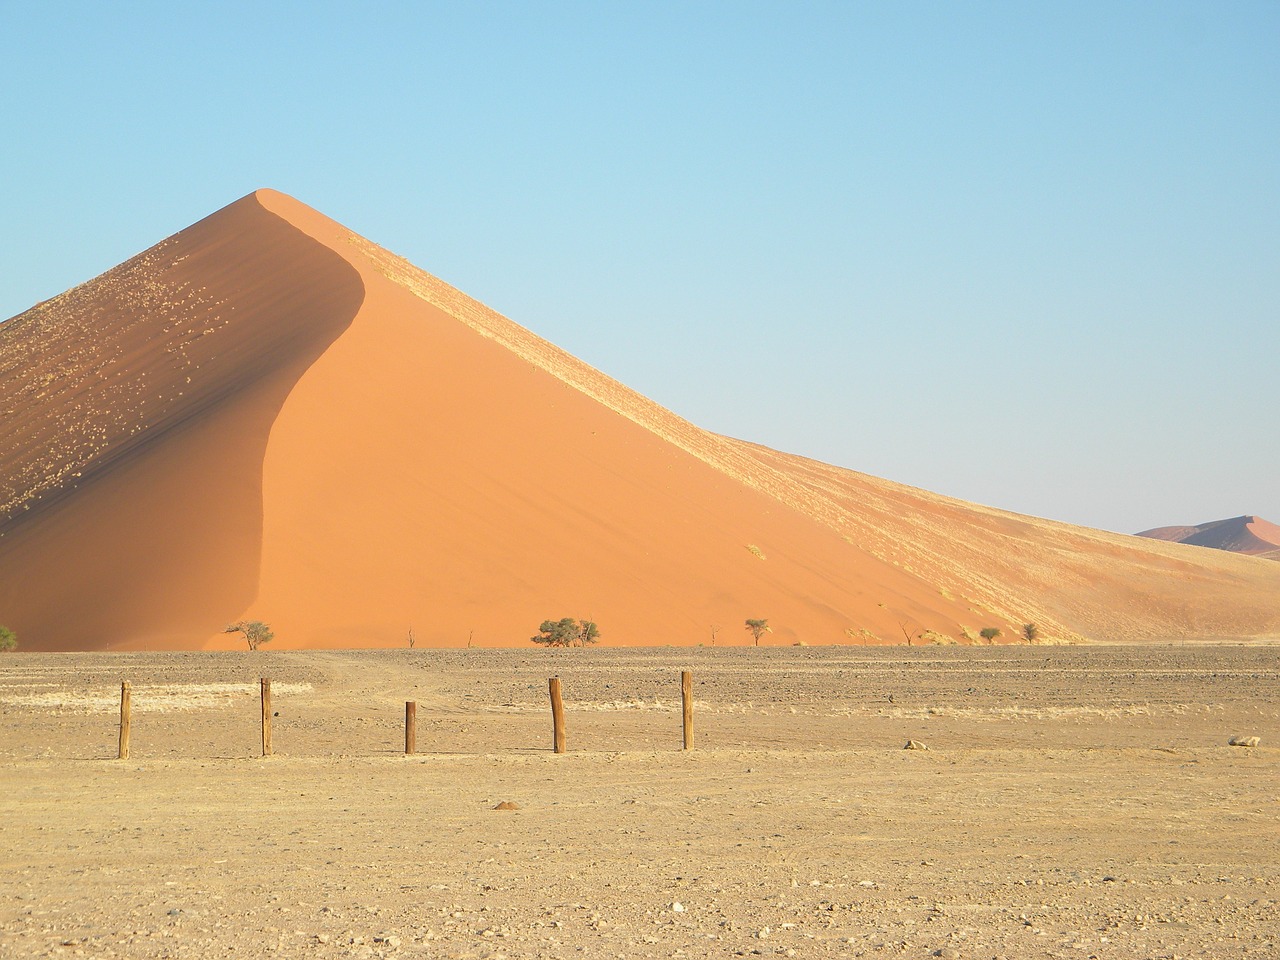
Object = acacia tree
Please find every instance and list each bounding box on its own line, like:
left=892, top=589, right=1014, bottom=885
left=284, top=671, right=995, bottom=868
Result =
left=1022, top=622, right=1040, bottom=645
left=0, top=626, right=16, bottom=652
left=532, top=618, right=600, bottom=648
left=744, top=618, right=771, bottom=646
left=225, top=620, right=274, bottom=651
left=979, top=627, right=1002, bottom=644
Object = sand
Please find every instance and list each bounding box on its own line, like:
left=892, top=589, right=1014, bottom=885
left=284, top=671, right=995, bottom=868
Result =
left=2, top=190, right=1279, bottom=651
left=1138, top=516, right=1280, bottom=559
left=2, top=645, right=1277, bottom=958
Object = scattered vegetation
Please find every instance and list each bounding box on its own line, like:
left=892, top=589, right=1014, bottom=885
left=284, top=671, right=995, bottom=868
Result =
left=980, top=627, right=1002, bottom=644
left=1022, top=622, right=1040, bottom=644
left=744, top=618, right=771, bottom=646
left=532, top=618, right=600, bottom=648
left=0, top=625, right=16, bottom=652
left=224, top=620, right=274, bottom=651
left=407, top=627, right=416, bottom=649
left=746, top=544, right=767, bottom=560
left=844, top=626, right=879, bottom=645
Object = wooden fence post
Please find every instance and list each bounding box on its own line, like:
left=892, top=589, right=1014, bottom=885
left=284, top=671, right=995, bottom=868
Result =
left=681, top=670, right=693, bottom=750
left=118, top=681, right=131, bottom=760
left=549, top=677, right=566, bottom=754
left=260, top=677, right=272, bottom=757
left=405, top=701, right=417, bottom=755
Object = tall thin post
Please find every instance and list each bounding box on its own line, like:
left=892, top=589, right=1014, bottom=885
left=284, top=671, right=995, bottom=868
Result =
left=405, top=701, right=417, bottom=755
left=260, top=677, right=272, bottom=757
left=118, top=681, right=132, bottom=760
left=681, top=670, right=693, bottom=750
left=549, top=677, right=566, bottom=754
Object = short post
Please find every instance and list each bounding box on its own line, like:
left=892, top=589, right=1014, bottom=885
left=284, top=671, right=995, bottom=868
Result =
left=260, top=677, right=272, bottom=757
left=681, top=670, right=693, bottom=750
left=118, top=681, right=132, bottom=760
left=405, top=701, right=417, bottom=755
left=549, top=677, right=566, bottom=754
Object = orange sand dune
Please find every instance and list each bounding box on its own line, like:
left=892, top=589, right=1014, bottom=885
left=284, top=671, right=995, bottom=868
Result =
left=2, top=191, right=1277, bottom=651
left=1138, top=516, right=1280, bottom=560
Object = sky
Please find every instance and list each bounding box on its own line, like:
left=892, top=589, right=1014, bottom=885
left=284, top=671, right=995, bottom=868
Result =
left=2, top=1, right=1276, bottom=534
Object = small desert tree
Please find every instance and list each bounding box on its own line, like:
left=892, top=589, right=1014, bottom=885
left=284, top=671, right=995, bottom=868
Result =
left=896, top=619, right=920, bottom=647
left=532, top=618, right=600, bottom=648
left=744, top=618, right=771, bottom=646
left=0, top=626, right=17, bottom=652
left=407, top=627, right=416, bottom=649
left=1021, top=622, right=1040, bottom=645
left=225, top=620, right=274, bottom=651
left=979, top=627, right=1002, bottom=644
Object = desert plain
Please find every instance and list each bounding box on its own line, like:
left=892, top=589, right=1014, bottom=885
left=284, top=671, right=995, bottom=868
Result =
left=2, top=644, right=1277, bottom=959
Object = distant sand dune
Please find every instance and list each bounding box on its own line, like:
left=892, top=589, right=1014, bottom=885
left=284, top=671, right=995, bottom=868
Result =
left=1, top=190, right=1277, bottom=650
left=1138, top=515, right=1280, bottom=559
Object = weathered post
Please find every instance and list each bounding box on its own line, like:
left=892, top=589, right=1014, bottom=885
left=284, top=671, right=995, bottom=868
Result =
left=118, top=681, right=132, bottom=760
left=260, top=677, right=272, bottom=757
left=405, top=701, right=417, bottom=755
left=549, top=677, right=566, bottom=754
left=681, top=670, right=693, bottom=750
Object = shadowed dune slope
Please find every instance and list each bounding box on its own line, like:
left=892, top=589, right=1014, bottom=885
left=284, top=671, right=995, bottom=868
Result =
left=0, top=194, right=364, bottom=649
left=1139, top=516, right=1280, bottom=560
left=2, top=190, right=1277, bottom=650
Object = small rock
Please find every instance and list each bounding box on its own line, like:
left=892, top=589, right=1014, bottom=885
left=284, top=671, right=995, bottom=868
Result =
left=1228, top=736, right=1260, bottom=748
left=755, top=926, right=771, bottom=940
left=671, top=902, right=685, bottom=913
left=904, top=740, right=929, bottom=750
left=493, top=801, right=520, bottom=810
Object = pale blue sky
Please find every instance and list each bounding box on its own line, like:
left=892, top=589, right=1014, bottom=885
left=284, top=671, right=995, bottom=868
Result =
left=2, top=1, right=1276, bottom=533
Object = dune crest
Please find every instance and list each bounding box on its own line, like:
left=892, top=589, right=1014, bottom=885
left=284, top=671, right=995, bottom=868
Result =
left=2, top=190, right=1277, bottom=650
left=1138, top=516, right=1280, bottom=560
left=0, top=194, right=363, bottom=648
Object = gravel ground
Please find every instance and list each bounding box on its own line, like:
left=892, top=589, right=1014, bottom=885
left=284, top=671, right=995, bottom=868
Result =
left=1, top=645, right=1277, bottom=959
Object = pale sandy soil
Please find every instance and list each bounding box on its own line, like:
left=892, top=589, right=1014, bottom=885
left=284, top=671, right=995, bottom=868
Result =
left=1, top=645, right=1277, bottom=959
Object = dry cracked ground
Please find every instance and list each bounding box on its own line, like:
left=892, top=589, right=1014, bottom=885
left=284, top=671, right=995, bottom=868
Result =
left=1, top=644, right=1277, bottom=959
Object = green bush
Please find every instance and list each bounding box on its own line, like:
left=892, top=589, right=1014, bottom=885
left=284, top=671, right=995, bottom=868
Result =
left=532, top=618, right=600, bottom=647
